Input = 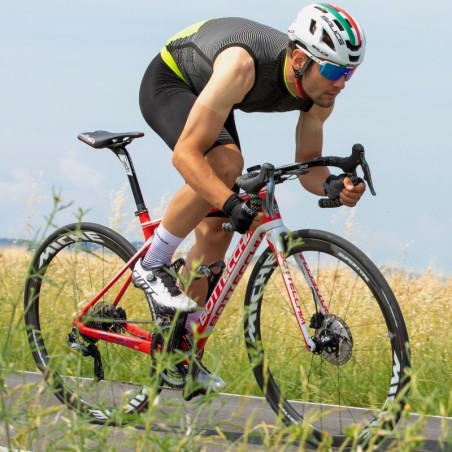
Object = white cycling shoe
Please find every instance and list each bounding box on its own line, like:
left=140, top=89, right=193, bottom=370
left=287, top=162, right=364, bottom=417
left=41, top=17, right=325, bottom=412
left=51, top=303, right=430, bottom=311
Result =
left=132, top=259, right=198, bottom=314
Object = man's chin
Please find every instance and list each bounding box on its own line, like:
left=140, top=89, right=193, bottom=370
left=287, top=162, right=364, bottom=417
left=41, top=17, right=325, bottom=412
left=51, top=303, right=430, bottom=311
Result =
left=313, top=98, right=336, bottom=108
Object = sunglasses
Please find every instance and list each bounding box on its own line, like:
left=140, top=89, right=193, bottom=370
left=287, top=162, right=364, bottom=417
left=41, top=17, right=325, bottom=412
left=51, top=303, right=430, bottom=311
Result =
left=297, top=46, right=358, bottom=81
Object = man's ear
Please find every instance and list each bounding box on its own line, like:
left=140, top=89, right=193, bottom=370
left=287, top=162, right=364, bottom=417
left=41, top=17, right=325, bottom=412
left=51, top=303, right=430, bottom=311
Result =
left=292, top=48, right=309, bottom=71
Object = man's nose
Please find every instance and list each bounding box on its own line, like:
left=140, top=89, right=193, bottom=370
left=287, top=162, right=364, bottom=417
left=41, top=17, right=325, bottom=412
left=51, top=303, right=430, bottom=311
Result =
left=333, top=76, right=346, bottom=89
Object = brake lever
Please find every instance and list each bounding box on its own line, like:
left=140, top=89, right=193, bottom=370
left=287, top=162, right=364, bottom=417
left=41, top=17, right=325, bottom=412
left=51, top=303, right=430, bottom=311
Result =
left=222, top=163, right=275, bottom=232
left=319, top=144, right=376, bottom=208
left=264, top=175, right=276, bottom=218
left=359, top=151, right=376, bottom=196
left=341, top=144, right=376, bottom=195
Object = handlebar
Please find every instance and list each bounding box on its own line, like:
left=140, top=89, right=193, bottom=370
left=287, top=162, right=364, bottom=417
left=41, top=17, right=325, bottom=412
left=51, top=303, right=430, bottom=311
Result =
left=222, top=143, right=376, bottom=231
left=316, top=143, right=376, bottom=208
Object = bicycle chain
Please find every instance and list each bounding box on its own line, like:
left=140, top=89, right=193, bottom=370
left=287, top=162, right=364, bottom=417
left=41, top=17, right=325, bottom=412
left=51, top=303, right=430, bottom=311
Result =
left=83, top=316, right=173, bottom=328
left=84, top=317, right=152, bottom=325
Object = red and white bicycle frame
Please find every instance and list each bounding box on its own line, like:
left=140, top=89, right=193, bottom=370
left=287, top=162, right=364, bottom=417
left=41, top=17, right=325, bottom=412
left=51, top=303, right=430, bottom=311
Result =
left=73, top=193, right=327, bottom=355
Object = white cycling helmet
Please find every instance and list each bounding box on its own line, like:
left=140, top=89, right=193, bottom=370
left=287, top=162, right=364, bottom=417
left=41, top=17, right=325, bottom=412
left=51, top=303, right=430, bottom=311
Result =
left=288, top=3, right=366, bottom=66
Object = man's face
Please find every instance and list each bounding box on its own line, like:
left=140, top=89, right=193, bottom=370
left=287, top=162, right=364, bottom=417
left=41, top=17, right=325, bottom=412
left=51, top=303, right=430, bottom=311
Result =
left=303, top=62, right=346, bottom=108
left=292, top=48, right=355, bottom=108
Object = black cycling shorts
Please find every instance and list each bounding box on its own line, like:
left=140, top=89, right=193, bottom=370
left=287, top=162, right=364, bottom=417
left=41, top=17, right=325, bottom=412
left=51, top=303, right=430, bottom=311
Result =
left=139, top=53, right=241, bottom=154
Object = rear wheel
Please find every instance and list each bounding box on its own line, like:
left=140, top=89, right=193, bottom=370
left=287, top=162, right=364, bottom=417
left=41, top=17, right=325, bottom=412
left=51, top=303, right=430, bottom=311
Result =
left=24, top=223, right=156, bottom=422
left=244, top=229, right=410, bottom=448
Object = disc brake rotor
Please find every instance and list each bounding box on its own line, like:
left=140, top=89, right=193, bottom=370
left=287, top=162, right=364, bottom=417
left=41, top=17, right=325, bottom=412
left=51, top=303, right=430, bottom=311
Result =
left=316, top=313, right=353, bottom=366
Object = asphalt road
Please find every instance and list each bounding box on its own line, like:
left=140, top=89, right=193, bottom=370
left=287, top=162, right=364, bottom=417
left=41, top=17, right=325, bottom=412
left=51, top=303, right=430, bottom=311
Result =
left=1, top=371, right=450, bottom=451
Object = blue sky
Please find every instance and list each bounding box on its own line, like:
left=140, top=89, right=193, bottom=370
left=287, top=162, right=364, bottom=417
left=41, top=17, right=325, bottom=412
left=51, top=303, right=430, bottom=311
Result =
left=2, top=1, right=451, bottom=276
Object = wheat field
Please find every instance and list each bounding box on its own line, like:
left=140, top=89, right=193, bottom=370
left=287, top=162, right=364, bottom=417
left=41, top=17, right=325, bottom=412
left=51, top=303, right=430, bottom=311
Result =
left=1, top=246, right=450, bottom=417
left=1, top=245, right=451, bottom=451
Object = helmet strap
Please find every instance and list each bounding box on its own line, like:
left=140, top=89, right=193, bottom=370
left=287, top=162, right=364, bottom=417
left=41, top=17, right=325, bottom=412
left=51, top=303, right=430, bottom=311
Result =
left=294, top=77, right=309, bottom=100
left=292, top=58, right=313, bottom=100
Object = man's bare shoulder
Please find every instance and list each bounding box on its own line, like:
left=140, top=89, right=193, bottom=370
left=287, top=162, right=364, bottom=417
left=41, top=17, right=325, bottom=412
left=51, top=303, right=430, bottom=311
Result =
left=214, top=46, right=255, bottom=72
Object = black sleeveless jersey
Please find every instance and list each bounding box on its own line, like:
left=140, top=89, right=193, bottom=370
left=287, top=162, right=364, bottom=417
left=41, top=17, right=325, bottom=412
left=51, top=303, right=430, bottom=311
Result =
left=163, top=17, right=313, bottom=113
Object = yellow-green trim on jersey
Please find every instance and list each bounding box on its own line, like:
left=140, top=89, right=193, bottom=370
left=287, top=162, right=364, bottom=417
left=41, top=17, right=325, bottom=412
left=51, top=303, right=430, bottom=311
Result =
left=160, top=19, right=211, bottom=83
left=283, top=55, right=296, bottom=98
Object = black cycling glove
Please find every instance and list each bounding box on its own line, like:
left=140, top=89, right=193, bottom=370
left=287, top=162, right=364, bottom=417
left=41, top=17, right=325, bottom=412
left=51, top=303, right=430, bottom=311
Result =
left=222, top=194, right=257, bottom=234
left=323, top=174, right=365, bottom=200
left=323, top=174, right=346, bottom=200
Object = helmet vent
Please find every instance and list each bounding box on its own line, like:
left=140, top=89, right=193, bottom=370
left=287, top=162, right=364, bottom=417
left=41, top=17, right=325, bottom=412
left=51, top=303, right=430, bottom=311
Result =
left=334, top=19, right=345, bottom=31
left=322, top=30, right=335, bottom=51
left=315, top=5, right=328, bottom=14
left=347, top=41, right=361, bottom=52
left=309, top=19, right=317, bottom=35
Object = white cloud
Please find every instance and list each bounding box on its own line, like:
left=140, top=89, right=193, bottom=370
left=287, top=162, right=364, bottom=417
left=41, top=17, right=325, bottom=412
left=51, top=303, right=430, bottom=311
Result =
left=58, top=154, right=106, bottom=189
left=0, top=168, right=45, bottom=205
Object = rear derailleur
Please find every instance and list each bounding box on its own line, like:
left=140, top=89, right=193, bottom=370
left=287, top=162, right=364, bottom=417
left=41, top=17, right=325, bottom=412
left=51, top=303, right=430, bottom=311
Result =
left=66, top=302, right=128, bottom=381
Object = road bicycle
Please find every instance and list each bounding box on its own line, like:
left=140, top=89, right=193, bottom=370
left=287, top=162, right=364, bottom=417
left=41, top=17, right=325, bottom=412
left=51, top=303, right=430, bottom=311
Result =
left=24, top=130, right=410, bottom=448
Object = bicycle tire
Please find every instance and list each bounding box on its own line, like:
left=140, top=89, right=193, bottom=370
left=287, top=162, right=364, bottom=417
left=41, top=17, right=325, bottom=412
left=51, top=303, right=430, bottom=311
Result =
left=244, top=229, right=410, bottom=448
left=24, top=222, right=155, bottom=423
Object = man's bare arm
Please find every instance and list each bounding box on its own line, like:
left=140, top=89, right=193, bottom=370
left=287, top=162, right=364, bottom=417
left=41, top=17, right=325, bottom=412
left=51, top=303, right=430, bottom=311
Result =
left=172, top=47, right=255, bottom=209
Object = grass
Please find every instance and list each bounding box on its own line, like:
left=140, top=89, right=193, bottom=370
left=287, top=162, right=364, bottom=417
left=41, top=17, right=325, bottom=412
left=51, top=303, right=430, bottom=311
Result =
left=206, top=266, right=451, bottom=417
left=1, top=244, right=451, bottom=451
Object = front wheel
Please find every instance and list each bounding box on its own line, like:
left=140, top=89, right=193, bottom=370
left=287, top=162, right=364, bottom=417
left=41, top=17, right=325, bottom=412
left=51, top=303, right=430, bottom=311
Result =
left=24, top=222, right=155, bottom=422
left=244, top=229, right=410, bottom=448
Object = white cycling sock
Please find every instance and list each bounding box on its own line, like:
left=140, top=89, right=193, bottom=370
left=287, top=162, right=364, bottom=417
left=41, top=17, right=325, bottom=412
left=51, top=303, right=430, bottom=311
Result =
left=142, top=223, right=184, bottom=269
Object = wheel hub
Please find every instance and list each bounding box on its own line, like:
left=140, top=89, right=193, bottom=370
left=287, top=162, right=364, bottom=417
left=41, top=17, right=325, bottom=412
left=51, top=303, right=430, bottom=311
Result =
left=313, top=313, right=353, bottom=365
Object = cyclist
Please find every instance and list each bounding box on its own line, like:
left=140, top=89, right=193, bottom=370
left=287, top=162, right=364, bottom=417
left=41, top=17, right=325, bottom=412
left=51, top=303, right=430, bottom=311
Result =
left=133, top=3, right=366, bottom=390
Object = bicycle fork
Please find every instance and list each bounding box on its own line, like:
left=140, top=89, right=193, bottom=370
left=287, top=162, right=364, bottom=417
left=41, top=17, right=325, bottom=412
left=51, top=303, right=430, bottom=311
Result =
left=267, top=227, right=329, bottom=353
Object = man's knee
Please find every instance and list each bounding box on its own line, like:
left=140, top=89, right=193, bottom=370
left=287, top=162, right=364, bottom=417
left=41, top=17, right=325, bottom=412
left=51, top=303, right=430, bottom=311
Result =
left=196, top=220, right=229, bottom=243
left=207, top=144, right=244, bottom=188
left=194, top=218, right=233, bottom=251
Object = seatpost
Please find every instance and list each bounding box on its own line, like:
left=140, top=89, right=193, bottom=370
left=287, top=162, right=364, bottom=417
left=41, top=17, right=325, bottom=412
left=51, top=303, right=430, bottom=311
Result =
left=113, top=146, right=146, bottom=211
left=112, top=146, right=155, bottom=240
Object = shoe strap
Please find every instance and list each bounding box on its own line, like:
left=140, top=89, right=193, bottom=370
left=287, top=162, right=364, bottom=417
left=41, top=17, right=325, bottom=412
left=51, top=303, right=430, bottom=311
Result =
left=194, top=261, right=226, bottom=280
left=169, top=257, right=186, bottom=274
